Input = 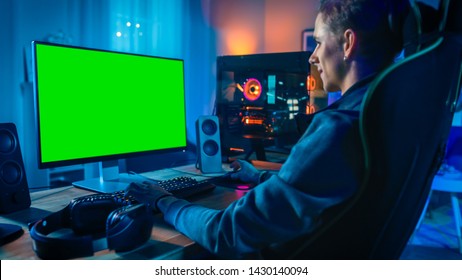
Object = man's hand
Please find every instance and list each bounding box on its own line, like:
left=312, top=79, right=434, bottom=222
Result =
left=228, top=159, right=261, bottom=184
left=125, top=182, right=172, bottom=212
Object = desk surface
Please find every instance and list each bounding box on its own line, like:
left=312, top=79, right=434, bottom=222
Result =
left=0, top=162, right=281, bottom=260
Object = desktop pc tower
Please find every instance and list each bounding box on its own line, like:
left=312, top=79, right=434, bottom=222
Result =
left=215, top=51, right=326, bottom=162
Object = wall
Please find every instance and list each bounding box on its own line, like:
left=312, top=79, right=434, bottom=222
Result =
left=208, top=0, right=265, bottom=55
left=0, top=0, right=14, bottom=124
left=209, top=0, right=318, bottom=55
left=264, top=0, right=318, bottom=53
left=183, top=0, right=218, bottom=126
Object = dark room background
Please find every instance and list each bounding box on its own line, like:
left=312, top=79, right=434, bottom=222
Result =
left=0, top=0, right=447, bottom=189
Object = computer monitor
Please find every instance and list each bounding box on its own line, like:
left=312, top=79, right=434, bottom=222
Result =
left=32, top=41, right=187, bottom=193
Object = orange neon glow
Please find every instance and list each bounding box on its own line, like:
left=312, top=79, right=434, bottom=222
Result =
left=236, top=83, right=244, bottom=92
left=307, top=75, right=316, bottom=92
left=306, top=104, right=316, bottom=114
left=243, top=117, right=264, bottom=125
left=245, top=106, right=263, bottom=110
left=230, top=147, right=245, bottom=152
left=223, top=29, right=258, bottom=55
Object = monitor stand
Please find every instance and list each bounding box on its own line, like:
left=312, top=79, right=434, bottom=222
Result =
left=72, top=160, right=132, bottom=193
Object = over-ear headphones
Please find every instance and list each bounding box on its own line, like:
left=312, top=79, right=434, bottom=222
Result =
left=29, top=192, right=154, bottom=259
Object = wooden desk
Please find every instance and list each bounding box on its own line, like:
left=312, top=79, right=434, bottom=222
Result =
left=0, top=162, right=282, bottom=260
left=0, top=184, right=247, bottom=260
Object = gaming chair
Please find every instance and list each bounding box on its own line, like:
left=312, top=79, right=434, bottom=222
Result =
left=266, top=0, right=462, bottom=259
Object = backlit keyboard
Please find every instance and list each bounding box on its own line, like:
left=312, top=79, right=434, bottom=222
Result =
left=157, top=176, right=216, bottom=198
left=114, top=176, right=215, bottom=205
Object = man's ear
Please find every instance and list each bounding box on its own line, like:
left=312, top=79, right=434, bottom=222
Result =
left=343, top=29, right=357, bottom=59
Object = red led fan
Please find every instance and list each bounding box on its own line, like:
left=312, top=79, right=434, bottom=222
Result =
left=243, top=78, right=262, bottom=101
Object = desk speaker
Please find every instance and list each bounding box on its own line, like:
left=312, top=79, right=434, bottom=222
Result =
left=196, top=116, right=223, bottom=173
left=0, top=123, right=31, bottom=213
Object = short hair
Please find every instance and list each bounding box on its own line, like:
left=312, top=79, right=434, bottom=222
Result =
left=319, top=0, right=410, bottom=69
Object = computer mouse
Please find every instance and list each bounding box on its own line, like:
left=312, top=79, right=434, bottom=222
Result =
left=210, top=173, right=255, bottom=190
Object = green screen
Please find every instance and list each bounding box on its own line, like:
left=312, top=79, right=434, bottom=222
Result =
left=33, top=42, right=187, bottom=167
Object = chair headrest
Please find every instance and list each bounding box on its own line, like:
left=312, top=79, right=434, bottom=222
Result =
left=402, top=1, right=440, bottom=56
left=402, top=0, right=462, bottom=57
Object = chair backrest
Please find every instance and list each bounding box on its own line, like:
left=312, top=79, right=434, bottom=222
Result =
left=280, top=0, right=462, bottom=259
left=356, top=38, right=461, bottom=259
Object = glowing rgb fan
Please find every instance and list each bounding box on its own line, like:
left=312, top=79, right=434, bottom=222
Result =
left=243, top=78, right=262, bottom=101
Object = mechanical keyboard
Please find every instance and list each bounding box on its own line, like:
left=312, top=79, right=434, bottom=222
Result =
left=156, top=176, right=216, bottom=198
left=120, top=176, right=216, bottom=199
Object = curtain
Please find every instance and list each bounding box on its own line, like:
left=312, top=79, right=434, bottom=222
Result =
left=108, top=0, right=184, bottom=58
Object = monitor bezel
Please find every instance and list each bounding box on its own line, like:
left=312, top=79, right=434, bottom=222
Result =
left=32, top=41, right=188, bottom=169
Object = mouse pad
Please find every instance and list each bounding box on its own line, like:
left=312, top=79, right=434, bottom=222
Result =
left=209, top=176, right=255, bottom=190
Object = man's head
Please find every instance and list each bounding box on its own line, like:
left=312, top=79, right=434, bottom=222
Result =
left=309, top=0, right=410, bottom=93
